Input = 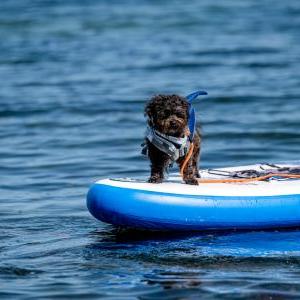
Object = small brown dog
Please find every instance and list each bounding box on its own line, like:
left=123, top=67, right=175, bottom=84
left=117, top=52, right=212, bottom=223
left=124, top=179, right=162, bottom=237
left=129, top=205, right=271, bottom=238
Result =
left=142, top=92, right=206, bottom=185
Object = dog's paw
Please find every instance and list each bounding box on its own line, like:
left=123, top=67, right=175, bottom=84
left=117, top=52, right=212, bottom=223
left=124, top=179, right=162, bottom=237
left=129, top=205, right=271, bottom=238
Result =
left=184, top=178, right=199, bottom=185
left=148, top=176, right=163, bottom=184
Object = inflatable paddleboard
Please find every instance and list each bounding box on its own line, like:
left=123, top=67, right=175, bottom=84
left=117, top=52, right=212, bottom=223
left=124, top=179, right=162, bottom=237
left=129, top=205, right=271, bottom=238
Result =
left=87, top=163, right=300, bottom=231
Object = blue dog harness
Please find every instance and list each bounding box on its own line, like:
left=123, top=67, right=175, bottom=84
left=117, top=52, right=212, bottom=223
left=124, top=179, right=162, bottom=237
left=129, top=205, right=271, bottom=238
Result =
left=186, top=90, right=207, bottom=141
left=142, top=90, right=207, bottom=161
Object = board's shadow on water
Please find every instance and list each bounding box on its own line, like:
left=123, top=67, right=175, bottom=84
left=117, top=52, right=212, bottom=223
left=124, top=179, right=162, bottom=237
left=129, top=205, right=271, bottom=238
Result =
left=86, top=226, right=300, bottom=262
left=83, top=226, right=300, bottom=299
left=100, top=226, right=300, bottom=242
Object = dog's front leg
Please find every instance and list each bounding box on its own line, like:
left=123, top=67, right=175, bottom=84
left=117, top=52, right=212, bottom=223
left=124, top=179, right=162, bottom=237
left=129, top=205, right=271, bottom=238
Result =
left=148, top=143, right=169, bottom=183
left=149, top=165, right=164, bottom=183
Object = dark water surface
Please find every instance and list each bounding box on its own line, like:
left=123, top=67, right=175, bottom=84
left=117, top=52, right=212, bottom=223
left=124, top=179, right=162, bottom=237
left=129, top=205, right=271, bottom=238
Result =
left=1, top=0, right=300, bottom=299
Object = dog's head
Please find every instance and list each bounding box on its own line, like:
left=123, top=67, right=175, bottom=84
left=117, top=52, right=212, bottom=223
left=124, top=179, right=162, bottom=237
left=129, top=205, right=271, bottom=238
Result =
left=145, top=94, right=189, bottom=137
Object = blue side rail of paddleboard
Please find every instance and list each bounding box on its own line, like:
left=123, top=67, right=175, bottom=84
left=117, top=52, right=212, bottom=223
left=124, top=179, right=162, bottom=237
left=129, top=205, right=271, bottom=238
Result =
left=87, top=182, right=300, bottom=231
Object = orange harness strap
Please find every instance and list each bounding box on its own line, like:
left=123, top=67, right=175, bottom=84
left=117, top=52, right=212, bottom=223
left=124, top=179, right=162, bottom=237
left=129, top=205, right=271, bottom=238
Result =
left=180, top=151, right=300, bottom=184
left=179, top=145, right=300, bottom=183
left=180, top=143, right=195, bottom=178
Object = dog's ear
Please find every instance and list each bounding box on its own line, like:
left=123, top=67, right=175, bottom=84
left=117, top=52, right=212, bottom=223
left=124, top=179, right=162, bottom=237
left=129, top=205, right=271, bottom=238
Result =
left=145, top=95, right=163, bottom=118
left=144, top=101, right=152, bottom=118
left=144, top=101, right=155, bottom=126
left=144, top=98, right=157, bottom=119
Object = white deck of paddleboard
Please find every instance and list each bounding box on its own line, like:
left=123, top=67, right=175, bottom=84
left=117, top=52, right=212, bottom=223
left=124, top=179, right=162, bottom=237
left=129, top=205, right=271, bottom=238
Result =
left=95, top=163, right=300, bottom=197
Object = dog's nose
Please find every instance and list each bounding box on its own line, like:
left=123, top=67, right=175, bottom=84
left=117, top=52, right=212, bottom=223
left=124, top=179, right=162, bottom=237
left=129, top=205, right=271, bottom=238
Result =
left=170, top=120, right=177, bottom=127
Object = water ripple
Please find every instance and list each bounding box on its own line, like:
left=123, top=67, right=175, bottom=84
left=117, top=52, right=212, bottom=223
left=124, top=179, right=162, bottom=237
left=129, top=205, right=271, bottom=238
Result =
left=1, top=0, right=300, bottom=299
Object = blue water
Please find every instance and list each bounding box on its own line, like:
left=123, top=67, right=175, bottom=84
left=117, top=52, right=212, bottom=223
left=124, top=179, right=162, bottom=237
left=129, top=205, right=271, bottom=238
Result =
left=1, top=0, right=300, bottom=298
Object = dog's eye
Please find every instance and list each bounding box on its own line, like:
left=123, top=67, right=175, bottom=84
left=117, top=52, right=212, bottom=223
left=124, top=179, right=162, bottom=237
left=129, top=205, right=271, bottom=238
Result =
left=164, top=110, right=171, bottom=117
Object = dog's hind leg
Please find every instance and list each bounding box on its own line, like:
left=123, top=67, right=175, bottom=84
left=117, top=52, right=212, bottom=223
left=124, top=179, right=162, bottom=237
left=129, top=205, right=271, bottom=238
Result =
left=193, top=130, right=201, bottom=178
left=178, top=136, right=201, bottom=185
left=192, top=142, right=201, bottom=178
left=179, top=159, right=199, bottom=185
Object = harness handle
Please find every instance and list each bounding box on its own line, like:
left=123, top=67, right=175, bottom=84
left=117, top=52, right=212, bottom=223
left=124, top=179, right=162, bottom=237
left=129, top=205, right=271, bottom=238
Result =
left=186, top=90, right=207, bottom=140
left=186, top=90, right=207, bottom=103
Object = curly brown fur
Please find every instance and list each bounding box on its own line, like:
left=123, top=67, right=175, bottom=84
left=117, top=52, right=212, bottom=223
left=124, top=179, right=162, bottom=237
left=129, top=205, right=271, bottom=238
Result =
left=145, top=94, right=201, bottom=185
